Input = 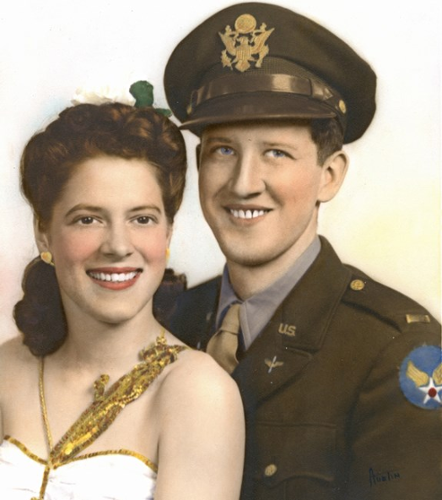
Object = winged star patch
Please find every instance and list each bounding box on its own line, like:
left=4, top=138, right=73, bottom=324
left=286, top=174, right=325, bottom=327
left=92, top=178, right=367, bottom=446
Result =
left=219, top=13, right=274, bottom=72
left=399, top=345, right=442, bottom=409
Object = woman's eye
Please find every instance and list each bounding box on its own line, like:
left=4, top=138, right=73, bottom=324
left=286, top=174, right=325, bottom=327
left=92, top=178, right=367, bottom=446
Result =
left=135, top=216, right=155, bottom=225
left=76, top=216, right=96, bottom=225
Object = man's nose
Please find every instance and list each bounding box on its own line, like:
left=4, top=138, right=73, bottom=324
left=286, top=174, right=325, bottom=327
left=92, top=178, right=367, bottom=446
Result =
left=230, top=153, right=265, bottom=198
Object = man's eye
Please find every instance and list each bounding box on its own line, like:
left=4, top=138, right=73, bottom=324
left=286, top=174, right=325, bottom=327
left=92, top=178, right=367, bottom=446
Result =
left=266, top=149, right=287, bottom=158
left=217, top=146, right=235, bottom=156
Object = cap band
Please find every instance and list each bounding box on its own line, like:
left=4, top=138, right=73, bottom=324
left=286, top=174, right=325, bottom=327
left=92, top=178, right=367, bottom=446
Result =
left=189, top=72, right=345, bottom=117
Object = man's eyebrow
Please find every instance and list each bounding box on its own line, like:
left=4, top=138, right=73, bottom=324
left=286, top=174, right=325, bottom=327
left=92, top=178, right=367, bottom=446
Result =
left=261, top=141, right=299, bottom=150
left=202, top=135, right=235, bottom=144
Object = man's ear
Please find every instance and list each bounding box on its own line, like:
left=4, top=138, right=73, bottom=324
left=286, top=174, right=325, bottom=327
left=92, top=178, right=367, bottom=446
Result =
left=195, top=144, right=201, bottom=170
left=318, top=150, right=349, bottom=203
left=33, top=216, right=51, bottom=254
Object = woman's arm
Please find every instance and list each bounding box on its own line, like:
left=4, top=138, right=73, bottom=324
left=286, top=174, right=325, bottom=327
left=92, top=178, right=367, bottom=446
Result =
left=0, top=340, right=11, bottom=439
left=155, top=351, right=245, bottom=500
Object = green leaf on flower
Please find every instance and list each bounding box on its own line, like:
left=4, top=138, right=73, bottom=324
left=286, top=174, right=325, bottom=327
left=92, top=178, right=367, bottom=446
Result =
left=129, top=81, right=154, bottom=108
left=155, top=108, right=172, bottom=117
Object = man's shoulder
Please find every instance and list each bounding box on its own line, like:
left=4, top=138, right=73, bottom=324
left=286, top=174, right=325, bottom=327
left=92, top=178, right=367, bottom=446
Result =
left=174, top=275, right=221, bottom=315
left=180, top=276, right=222, bottom=300
left=315, top=238, right=439, bottom=335
left=340, top=263, right=440, bottom=335
left=166, top=276, right=222, bottom=346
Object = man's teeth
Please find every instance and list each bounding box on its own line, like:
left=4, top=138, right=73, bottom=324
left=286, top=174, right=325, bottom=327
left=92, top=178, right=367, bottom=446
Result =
left=89, top=271, right=138, bottom=282
left=230, top=209, right=267, bottom=219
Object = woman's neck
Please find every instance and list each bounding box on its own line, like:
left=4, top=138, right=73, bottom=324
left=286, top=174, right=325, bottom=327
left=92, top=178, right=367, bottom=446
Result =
left=51, top=309, right=161, bottom=376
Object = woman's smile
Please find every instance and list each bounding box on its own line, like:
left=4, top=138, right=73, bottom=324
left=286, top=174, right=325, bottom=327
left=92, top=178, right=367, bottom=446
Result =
left=38, top=156, right=172, bottom=325
left=87, top=267, right=143, bottom=290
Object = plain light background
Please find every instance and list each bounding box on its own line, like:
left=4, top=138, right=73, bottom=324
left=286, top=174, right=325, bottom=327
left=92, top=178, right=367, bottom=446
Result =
left=0, top=0, right=440, bottom=343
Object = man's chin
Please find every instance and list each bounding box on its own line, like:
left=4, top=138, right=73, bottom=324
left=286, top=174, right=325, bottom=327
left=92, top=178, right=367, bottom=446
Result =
left=223, top=247, right=277, bottom=269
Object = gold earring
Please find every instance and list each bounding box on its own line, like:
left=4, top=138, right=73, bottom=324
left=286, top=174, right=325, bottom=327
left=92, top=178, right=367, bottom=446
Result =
left=166, top=248, right=170, bottom=260
left=40, top=251, right=55, bottom=267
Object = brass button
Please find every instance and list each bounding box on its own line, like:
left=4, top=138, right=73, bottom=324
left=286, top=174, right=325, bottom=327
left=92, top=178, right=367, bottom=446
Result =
left=264, top=464, right=278, bottom=477
left=350, top=279, right=365, bottom=291
left=405, top=314, right=431, bottom=324
left=339, top=99, right=347, bottom=114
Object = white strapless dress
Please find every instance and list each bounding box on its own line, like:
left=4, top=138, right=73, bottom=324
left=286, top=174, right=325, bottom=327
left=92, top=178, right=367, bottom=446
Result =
left=0, top=438, right=157, bottom=500
left=0, top=440, right=157, bottom=500
left=0, top=335, right=187, bottom=499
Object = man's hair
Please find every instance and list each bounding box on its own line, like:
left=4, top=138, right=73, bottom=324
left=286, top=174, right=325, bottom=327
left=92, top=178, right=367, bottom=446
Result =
left=310, top=118, right=345, bottom=165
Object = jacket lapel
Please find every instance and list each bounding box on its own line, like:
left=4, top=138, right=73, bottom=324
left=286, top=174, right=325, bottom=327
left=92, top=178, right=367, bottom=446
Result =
left=233, top=238, right=352, bottom=407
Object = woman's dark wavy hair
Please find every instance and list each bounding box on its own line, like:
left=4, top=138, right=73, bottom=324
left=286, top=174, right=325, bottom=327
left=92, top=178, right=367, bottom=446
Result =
left=14, top=103, right=187, bottom=356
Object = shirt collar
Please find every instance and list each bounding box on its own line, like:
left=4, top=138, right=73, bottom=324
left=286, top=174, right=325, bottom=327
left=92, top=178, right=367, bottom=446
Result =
left=217, top=236, right=321, bottom=349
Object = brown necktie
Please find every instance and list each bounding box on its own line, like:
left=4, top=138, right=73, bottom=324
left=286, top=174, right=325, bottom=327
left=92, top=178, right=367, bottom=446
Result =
left=206, top=303, right=241, bottom=373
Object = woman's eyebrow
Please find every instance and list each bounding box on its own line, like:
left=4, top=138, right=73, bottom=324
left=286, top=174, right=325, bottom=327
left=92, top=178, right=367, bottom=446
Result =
left=128, top=205, right=162, bottom=214
left=64, top=204, right=163, bottom=218
left=64, top=204, right=104, bottom=217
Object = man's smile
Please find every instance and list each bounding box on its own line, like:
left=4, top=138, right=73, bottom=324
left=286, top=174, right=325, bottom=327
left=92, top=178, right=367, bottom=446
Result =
left=227, top=207, right=272, bottom=220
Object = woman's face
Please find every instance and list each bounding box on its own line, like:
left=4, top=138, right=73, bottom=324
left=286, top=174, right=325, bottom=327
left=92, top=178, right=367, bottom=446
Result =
left=36, top=156, right=172, bottom=326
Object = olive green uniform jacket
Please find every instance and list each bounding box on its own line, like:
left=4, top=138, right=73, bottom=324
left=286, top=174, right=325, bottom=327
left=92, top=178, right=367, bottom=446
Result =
left=167, top=237, right=442, bottom=500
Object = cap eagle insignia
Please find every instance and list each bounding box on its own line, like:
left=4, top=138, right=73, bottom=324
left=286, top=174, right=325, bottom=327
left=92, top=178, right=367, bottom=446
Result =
left=219, top=14, right=274, bottom=72
left=406, top=360, right=442, bottom=404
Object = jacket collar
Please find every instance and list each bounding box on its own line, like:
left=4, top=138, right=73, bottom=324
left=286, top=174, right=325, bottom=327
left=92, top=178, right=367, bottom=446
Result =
left=232, top=237, right=352, bottom=406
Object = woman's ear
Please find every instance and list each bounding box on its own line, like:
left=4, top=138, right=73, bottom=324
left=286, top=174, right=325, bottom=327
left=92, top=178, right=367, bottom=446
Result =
left=166, top=224, right=174, bottom=247
left=318, top=150, right=349, bottom=203
left=33, top=216, right=51, bottom=253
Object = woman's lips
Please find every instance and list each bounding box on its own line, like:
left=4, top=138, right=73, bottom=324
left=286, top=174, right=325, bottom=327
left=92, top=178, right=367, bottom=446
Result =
left=87, top=268, right=142, bottom=290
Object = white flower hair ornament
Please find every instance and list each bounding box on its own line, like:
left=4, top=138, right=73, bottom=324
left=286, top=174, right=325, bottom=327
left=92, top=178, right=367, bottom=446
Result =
left=71, top=85, right=135, bottom=106
left=71, top=80, right=171, bottom=116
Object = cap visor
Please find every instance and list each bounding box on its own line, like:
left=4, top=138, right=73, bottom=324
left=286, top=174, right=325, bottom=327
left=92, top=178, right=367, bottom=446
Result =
left=180, top=93, right=337, bottom=134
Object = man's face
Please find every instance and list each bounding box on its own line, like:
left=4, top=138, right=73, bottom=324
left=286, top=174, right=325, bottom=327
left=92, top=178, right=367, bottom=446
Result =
left=199, top=121, right=345, bottom=271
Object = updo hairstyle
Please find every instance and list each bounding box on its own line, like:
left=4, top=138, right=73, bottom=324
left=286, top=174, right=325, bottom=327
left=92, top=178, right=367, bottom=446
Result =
left=14, top=103, right=187, bottom=356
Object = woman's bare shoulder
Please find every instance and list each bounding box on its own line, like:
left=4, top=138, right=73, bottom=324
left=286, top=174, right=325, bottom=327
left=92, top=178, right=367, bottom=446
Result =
left=160, top=344, right=243, bottom=416
left=0, top=334, right=36, bottom=373
left=167, top=337, right=233, bottom=383
left=154, top=339, right=245, bottom=500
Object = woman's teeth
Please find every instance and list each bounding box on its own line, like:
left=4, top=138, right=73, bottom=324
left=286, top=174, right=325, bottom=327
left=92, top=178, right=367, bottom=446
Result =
left=89, top=271, right=138, bottom=282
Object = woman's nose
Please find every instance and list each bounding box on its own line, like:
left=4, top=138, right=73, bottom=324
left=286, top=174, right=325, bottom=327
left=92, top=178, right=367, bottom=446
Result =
left=100, top=223, right=134, bottom=258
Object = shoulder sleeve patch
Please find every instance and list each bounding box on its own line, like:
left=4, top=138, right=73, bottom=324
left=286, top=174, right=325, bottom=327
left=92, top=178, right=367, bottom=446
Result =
left=399, top=345, right=442, bottom=410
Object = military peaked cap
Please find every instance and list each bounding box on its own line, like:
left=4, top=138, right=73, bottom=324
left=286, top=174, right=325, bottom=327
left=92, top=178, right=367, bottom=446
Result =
left=164, top=2, right=377, bottom=143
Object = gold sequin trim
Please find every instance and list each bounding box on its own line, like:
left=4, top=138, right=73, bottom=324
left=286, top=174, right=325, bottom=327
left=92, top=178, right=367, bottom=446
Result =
left=4, top=435, right=158, bottom=473
left=32, top=331, right=185, bottom=499
left=3, top=435, right=47, bottom=465
left=68, top=448, right=158, bottom=473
